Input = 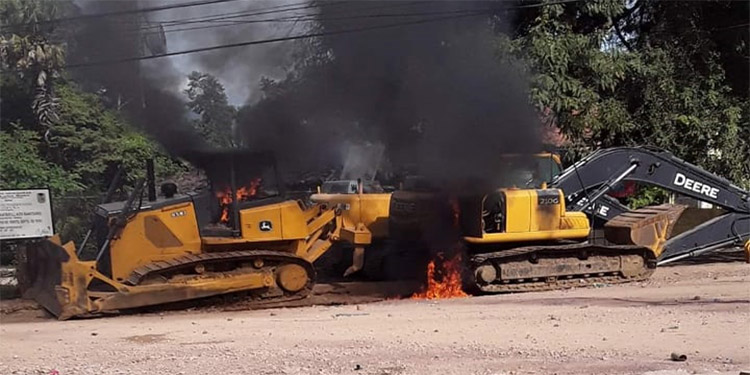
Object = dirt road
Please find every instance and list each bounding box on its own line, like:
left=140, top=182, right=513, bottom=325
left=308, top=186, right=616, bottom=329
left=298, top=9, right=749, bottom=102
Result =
left=1, top=260, right=748, bottom=375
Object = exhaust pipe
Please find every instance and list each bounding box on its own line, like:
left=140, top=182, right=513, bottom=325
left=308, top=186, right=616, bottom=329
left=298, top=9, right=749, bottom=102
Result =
left=146, top=158, right=157, bottom=202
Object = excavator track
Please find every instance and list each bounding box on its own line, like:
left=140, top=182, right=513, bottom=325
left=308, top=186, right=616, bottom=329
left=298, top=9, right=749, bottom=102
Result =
left=469, top=243, right=656, bottom=293
left=125, top=250, right=316, bottom=306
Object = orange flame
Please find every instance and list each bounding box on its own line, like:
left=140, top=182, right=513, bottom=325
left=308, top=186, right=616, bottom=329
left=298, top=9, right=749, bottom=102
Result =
left=411, top=253, right=468, bottom=300
left=216, top=190, right=232, bottom=223
left=216, top=178, right=261, bottom=223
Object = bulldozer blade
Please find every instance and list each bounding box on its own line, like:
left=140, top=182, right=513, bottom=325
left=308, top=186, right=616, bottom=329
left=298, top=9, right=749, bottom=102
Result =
left=19, top=236, right=88, bottom=320
left=604, top=204, right=688, bottom=257
left=20, top=236, right=69, bottom=317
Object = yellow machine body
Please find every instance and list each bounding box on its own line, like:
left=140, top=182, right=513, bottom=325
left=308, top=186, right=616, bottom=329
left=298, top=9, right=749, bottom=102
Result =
left=460, top=187, right=681, bottom=257
left=464, top=189, right=590, bottom=244
left=389, top=151, right=687, bottom=294
left=309, top=192, right=391, bottom=277
left=22, top=193, right=390, bottom=320
left=454, top=187, right=680, bottom=293
left=107, top=199, right=345, bottom=282
left=109, top=201, right=202, bottom=282
left=310, top=192, right=391, bottom=239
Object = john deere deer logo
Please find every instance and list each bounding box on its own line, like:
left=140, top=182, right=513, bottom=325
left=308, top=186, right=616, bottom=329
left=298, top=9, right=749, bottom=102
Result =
left=259, top=220, right=273, bottom=232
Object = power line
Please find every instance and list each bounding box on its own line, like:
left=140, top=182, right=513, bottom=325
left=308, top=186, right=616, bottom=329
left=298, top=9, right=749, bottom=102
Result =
left=140, top=8, right=499, bottom=36
left=1, top=0, right=242, bottom=30
left=272, top=0, right=420, bottom=40
left=107, top=1, right=319, bottom=29
left=66, top=11, right=488, bottom=69
left=61, top=0, right=581, bottom=69
left=136, top=1, right=412, bottom=32
left=135, top=0, right=577, bottom=36
left=139, top=0, right=577, bottom=32
left=109, top=1, right=367, bottom=32
left=144, top=2, right=324, bottom=28
left=151, top=1, right=317, bottom=25
left=107, top=3, right=484, bottom=38
left=713, top=22, right=750, bottom=31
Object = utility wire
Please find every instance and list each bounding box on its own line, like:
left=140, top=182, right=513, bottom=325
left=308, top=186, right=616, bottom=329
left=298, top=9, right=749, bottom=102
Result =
left=60, top=0, right=580, bottom=68
left=139, top=8, right=497, bottom=36
left=273, top=0, right=419, bottom=41
left=1, top=0, right=242, bottom=30
left=150, top=0, right=317, bottom=25
left=712, top=22, right=750, bottom=31
left=44, top=1, right=341, bottom=42
left=108, top=1, right=319, bottom=28
left=135, top=0, right=577, bottom=36
left=139, top=0, right=578, bottom=32
left=142, top=2, right=325, bottom=29
left=136, top=1, right=414, bottom=32
left=66, top=11, right=487, bottom=69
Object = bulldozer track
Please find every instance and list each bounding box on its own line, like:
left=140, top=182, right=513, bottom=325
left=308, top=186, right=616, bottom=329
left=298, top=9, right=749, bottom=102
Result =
left=469, top=243, right=656, bottom=293
left=125, top=250, right=316, bottom=304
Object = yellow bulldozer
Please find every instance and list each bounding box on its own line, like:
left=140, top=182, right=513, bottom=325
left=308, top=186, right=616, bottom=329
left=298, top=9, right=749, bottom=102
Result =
left=20, top=151, right=391, bottom=320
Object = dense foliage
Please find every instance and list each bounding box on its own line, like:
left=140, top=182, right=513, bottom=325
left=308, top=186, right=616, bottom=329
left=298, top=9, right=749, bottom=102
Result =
left=0, top=0, right=183, bottom=244
left=501, top=0, right=749, bottom=191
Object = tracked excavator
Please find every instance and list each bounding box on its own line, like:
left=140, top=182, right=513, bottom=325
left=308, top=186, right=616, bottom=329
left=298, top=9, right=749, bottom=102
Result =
left=20, top=151, right=390, bottom=320
left=550, top=147, right=750, bottom=265
left=389, top=147, right=750, bottom=293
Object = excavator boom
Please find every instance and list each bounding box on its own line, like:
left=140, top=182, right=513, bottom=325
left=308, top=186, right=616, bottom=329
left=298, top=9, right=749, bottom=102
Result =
left=551, top=147, right=750, bottom=263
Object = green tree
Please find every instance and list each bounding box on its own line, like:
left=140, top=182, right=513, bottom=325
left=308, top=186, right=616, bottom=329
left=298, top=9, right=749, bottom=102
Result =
left=51, top=83, right=181, bottom=190
left=0, top=124, right=84, bottom=242
left=0, top=0, right=73, bottom=129
left=501, top=0, right=749, bottom=187
left=0, top=124, right=82, bottom=194
left=1, top=1, right=184, bottom=245
left=1, top=82, right=184, bottom=243
left=184, top=71, right=236, bottom=148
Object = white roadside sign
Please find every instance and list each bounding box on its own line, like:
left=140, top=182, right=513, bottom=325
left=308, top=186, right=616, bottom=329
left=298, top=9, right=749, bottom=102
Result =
left=0, top=189, right=54, bottom=240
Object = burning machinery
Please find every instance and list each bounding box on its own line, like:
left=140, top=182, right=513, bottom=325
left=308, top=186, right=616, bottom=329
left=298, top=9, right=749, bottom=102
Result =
left=390, top=147, right=750, bottom=294
left=17, top=147, right=749, bottom=317
left=20, top=151, right=391, bottom=319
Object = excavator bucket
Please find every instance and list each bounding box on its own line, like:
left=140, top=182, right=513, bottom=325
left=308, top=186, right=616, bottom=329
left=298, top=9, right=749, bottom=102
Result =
left=19, top=235, right=89, bottom=319
left=604, top=204, right=688, bottom=257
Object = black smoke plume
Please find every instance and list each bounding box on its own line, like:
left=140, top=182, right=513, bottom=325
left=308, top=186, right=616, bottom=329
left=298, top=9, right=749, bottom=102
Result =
left=66, top=1, right=542, bottom=190
left=239, top=1, right=542, bottom=190
left=67, top=0, right=209, bottom=158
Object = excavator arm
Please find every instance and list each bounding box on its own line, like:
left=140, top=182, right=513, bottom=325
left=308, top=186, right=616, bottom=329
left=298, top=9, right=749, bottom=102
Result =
left=551, top=147, right=750, bottom=263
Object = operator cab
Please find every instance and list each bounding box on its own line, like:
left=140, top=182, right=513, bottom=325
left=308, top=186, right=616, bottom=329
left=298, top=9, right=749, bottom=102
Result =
left=479, top=153, right=563, bottom=234
left=389, top=152, right=565, bottom=244
left=90, top=150, right=287, bottom=252
left=320, top=180, right=386, bottom=194
left=496, top=153, right=562, bottom=189
left=189, top=150, right=284, bottom=236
